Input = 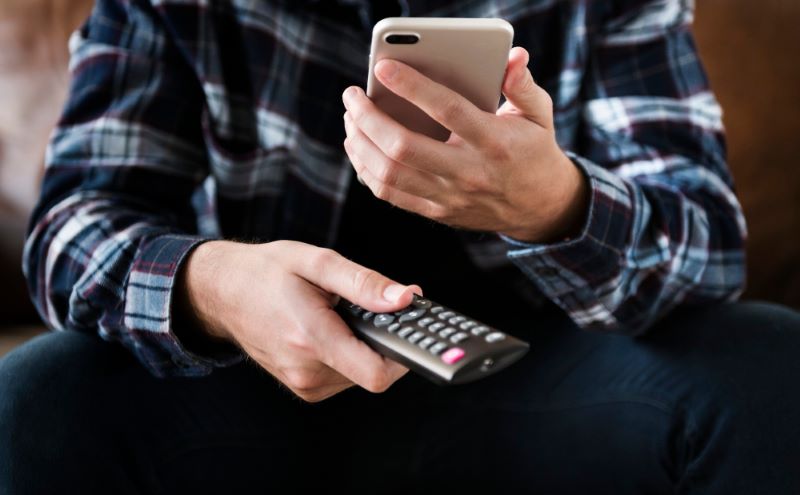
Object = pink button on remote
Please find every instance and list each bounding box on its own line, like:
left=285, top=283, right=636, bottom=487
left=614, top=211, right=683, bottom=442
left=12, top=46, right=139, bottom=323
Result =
left=441, top=347, right=465, bottom=365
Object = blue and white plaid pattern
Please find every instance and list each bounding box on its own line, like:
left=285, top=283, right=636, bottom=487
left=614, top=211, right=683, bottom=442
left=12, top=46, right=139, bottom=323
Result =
left=24, top=0, right=746, bottom=377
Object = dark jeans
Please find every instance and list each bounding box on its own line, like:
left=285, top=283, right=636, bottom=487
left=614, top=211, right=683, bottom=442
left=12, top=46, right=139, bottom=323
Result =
left=2, top=301, right=800, bottom=494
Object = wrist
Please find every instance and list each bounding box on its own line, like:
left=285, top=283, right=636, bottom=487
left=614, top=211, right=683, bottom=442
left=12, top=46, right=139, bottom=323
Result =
left=548, top=152, right=590, bottom=241
left=502, top=152, right=589, bottom=244
left=176, top=240, right=240, bottom=343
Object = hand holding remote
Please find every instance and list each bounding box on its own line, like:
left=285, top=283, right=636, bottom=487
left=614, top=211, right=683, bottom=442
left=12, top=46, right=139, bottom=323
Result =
left=179, top=239, right=421, bottom=402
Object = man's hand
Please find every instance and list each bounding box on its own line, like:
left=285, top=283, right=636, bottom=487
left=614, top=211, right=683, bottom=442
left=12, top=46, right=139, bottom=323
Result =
left=181, top=240, right=420, bottom=402
left=342, top=47, right=588, bottom=243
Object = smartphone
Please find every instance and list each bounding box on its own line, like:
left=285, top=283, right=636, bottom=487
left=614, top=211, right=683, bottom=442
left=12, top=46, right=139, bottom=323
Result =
left=367, top=17, right=514, bottom=142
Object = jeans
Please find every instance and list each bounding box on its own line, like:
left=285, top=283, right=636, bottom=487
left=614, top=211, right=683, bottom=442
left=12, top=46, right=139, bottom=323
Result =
left=2, top=301, right=800, bottom=494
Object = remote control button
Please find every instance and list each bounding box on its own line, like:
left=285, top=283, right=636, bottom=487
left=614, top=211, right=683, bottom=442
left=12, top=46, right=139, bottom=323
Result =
left=412, top=296, right=432, bottom=309
left=428, top=322, right=445, bottom=333
left=362, top=311, right=375, bottom=321
left=419, top=336, right=436, bottom=349
left=441, top=347, right=466, bottom=365
left=429, top=342, right=448, bottom=355
left=485, top=332, right=506, bottom=343
left=417, top=317, right=435, bottom=328
left=450, top=332, right=469, bottom=344
left=448, top=315, right=466, bottom=325
left=374, top=314, right=395, bottom=327
left=388, top=322, right=400, bottom=333
left=459, top=320, right=477, bottom=330
left=430, top=306, right=445, bottom=314
left=439, top=327, right=456, bottom=339
left=470, top=325, right=489, bottom=336
left=393, top=307, right=413, bottom=316
left=408, top=331, right=426, bottom=344
left=399, top=309, right=426, bottom=322
left=438, top=311, right=455, bottom=320
left=346, top=303, right=364, bottom=316
left=397, top=326, right=415, bottom=338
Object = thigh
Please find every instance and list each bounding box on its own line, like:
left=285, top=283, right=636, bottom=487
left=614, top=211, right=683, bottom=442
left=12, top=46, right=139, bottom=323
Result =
left=4, top=302, right=799, bottom=494
left=409, top=301, right=800, bottom=494
left=0, top=331, right=423, bottom=493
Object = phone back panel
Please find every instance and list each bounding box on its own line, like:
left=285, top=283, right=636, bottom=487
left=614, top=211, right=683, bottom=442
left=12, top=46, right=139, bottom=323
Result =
left=367, top=18, right=514, bottom=141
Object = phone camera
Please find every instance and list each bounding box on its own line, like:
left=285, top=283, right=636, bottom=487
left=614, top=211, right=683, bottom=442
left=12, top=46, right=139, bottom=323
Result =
left=386, top=34, right=420, bottom=45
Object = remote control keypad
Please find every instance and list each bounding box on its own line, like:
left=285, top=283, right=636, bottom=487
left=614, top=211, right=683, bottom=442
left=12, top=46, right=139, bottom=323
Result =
left=341, top=297, right=508, bottom=367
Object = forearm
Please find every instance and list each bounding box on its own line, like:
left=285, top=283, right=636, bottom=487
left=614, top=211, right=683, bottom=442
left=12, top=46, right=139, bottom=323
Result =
left=502, top=153, right=746, bottom=334
left=23, top=191, right=245, bottom=376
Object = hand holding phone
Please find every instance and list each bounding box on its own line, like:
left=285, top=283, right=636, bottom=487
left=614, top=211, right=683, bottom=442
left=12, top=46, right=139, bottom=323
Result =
left=342, top=18, right=589, bottom=244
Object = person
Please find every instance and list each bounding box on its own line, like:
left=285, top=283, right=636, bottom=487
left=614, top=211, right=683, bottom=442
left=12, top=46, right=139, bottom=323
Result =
left=1, top=0, right=799, bottom=492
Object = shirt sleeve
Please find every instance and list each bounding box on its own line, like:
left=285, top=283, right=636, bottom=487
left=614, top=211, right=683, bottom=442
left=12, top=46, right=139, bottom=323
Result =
left=23, top=0, right=243, bottom=376
left=500, top=0, right=747, bottom=334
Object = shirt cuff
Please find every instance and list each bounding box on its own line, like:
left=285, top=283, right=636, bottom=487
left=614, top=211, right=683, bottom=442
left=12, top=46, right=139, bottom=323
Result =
left=498, top=152, right=635, bottom=329
left=123, top=234, right=244, bottom=377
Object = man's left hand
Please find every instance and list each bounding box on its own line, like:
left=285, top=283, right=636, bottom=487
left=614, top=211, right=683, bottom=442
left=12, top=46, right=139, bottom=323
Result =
left=342, top=46, right=588, bottom=244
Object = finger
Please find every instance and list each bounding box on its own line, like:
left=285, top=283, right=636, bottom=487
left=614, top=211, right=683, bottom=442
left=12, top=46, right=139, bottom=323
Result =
left=342, top=87, right=459, bottom=178
left=373, top=59, right=493, bottom=145
left=352, top=156, right=447, bottom=224
left=287, top=244, right=423, bottom=313
left=308, top=381, right=356, bottom=402
left=318, top=309, right=410, bottom=393
left=344, top=112, right=445, bottom=198
left=500, top=47, right=553, bottom=128
left=280, top=365, right=355, bottom=403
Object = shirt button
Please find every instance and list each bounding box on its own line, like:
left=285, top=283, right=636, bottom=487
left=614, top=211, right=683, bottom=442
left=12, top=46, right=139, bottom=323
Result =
left=534, top=266, right=559, bottom=277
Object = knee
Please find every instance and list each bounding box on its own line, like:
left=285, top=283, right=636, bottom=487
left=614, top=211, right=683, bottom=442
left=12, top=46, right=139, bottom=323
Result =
left=0, top=332, right=126, bottom=485
left=646, top=302, right=800, bottom=459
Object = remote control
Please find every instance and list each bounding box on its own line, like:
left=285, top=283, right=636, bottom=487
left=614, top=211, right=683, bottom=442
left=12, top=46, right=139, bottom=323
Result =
left=335, top=294, right=529, bottom=385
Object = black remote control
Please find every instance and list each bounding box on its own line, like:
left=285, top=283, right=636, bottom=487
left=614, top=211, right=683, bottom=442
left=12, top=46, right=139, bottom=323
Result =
left=335, top=294, right=529, bottom=385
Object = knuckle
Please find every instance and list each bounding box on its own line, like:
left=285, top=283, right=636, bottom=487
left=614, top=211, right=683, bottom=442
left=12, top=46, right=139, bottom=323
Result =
left=351, top=266, right=383, bottom=296
left=445, top=196, right=467, bottom=217
left=311, top=247, right=339, bottom=273
left=285, top=326, right=313, bottom=353
left=426, top=202, right=449, bottom=222
left=371, top=181, right=392, bottom=201
left=285, top=368, right=321, bottom=393
left=539, top=87, right=554, bottom=109
left=364, top=369, right=392, bottom=394
left=387, top=134, right=413, bottom=163
left=376, top=160, right=399, bottom=187
left=433, top=97, right=461, bottom=124
left=520, top=72, right=537, bottom=95
left=459, top=171, right=489, bottom=194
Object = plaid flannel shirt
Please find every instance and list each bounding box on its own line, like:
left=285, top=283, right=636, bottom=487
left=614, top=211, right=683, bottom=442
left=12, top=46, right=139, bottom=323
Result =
left=23, top=0, right=747, bottom=377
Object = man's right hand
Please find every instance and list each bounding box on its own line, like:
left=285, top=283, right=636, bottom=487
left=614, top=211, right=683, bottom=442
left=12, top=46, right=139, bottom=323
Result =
left=180, top=240, right=420, bottom=402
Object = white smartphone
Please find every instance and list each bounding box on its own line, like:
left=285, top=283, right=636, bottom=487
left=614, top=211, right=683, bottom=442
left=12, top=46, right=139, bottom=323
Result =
left=367, top=17, right=514, bottom=141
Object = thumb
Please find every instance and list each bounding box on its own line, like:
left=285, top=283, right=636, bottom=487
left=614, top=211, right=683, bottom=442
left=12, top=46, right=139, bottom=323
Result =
left=500, top=47, right=554, bottom=129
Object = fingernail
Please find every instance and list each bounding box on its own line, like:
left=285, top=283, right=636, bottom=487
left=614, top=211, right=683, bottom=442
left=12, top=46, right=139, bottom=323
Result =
left=376, top=60, right=398, bottom=82
left=383, top=283, right=406, bottom=302
left=342, top=86, right=358, bottom=105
